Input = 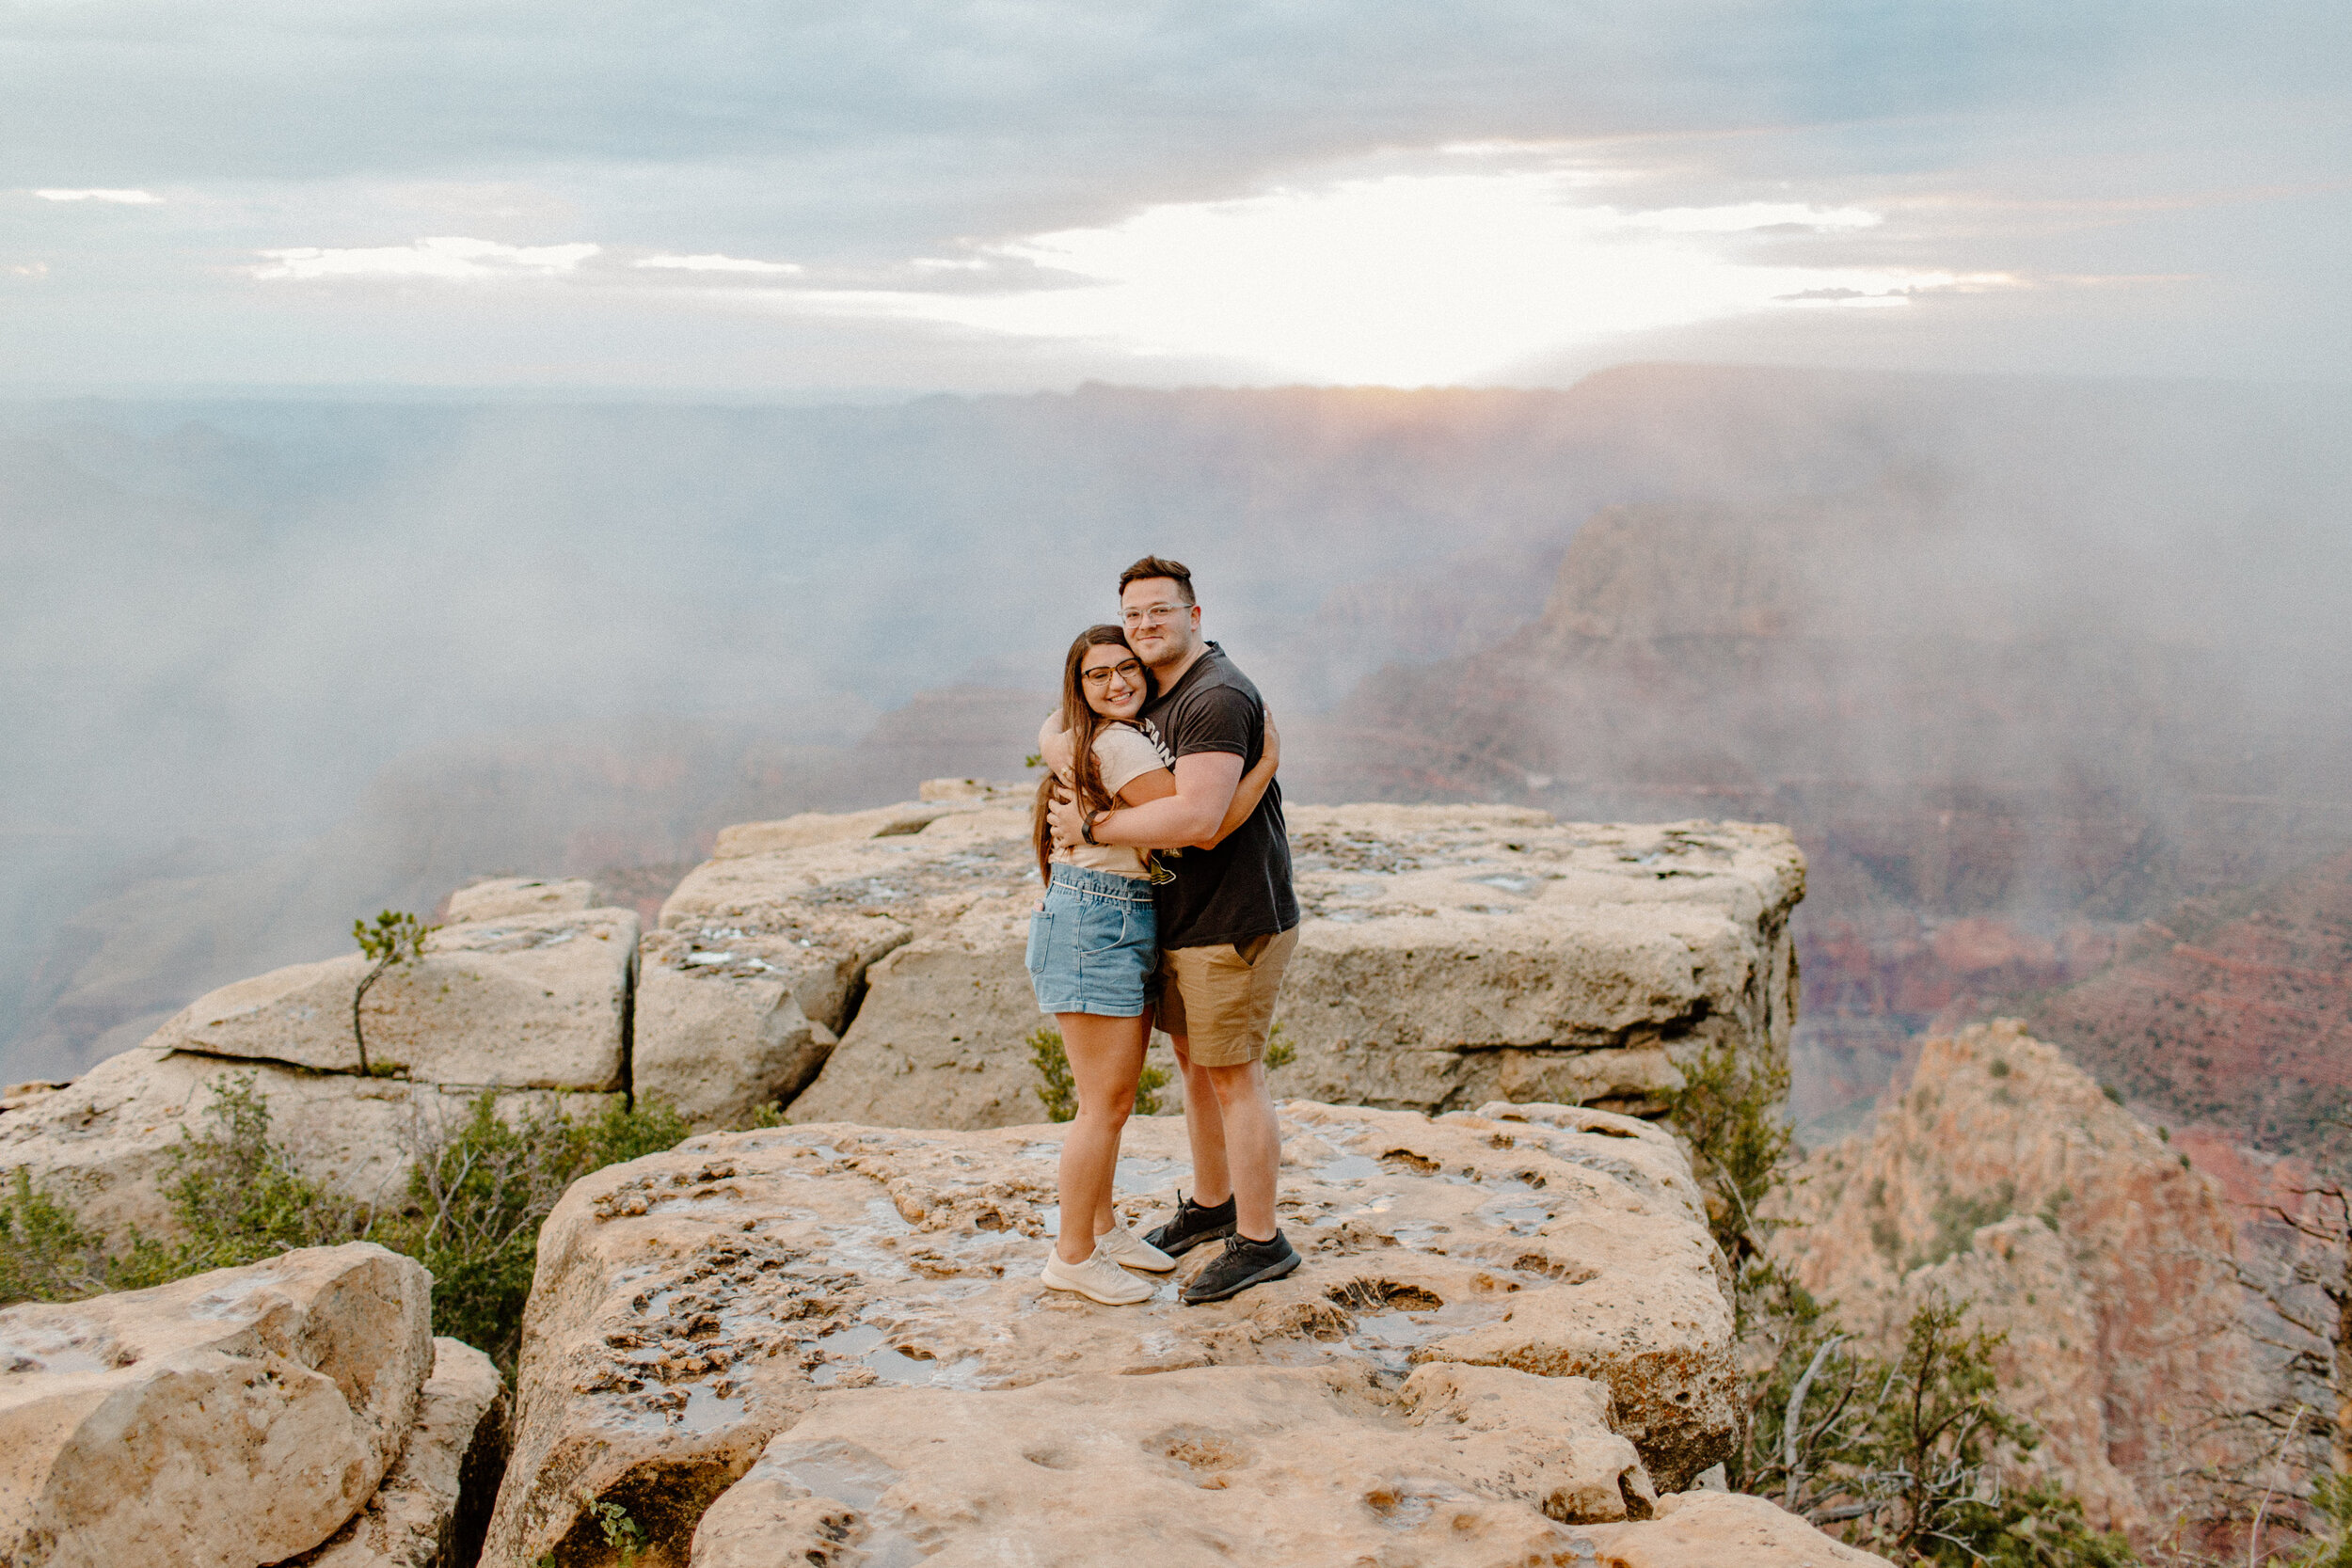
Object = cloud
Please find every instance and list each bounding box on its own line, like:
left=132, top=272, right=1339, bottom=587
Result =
left=636, top=252, right=802, bottom=274
left=32, top=188, right=162, bottom=204
left=252, top=236, right=599, bottom=280
left=766, top=170, right=1977, bottom=384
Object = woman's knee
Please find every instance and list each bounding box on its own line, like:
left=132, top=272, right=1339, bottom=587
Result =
left=1077, top=1089, right=1136, bottom=1125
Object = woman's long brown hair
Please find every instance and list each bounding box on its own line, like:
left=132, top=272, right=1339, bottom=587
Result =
left=1033, top=624, right=1152, bottom=885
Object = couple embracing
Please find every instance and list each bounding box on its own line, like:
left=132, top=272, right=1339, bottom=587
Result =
left=1025, top=555, right=1302, bottom=1308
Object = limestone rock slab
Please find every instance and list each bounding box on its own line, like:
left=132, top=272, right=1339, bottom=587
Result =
left=1578, top=1490, right=1894, bottom=1566
left=481, top=1099, right=1735, bottom=1565
left=445, top=878, right=596, bottom=923
left=676, top=800, right=1802, bottom=1130
left=0, top=1243, right=434, bottom=1568
left=782, top=896, right=1044, bottom=1130
left=689, top=1362, right=1652, bottom=1568
left=1278, top=807, right=1804, bottom=1116
left=633, top=929, right=858, bottom=1132
left=0, top=1045, right=617, bottom=1242
left=287, top=1337, right=511, bottom=1568
left=144, top=907, right=640, bottom=1090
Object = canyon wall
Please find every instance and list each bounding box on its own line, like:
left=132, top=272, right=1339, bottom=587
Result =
left=1770, top=1021, right=2262, bottom=1540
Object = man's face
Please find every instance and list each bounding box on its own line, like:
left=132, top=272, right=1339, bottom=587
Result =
left=1120, top=578, right=1200, bottom=670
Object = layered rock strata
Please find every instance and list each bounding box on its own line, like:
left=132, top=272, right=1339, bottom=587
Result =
left=0, top=1243, right=434, bottom=1568
left=482, top=1100, right=1740, bottom=1565
left=1771, top=1020, right=2260, bottom=1537
left=675, top=800, right=1802, bottom=1130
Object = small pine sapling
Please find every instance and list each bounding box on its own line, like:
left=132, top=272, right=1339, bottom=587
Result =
left=351, top=910, right=436, bottom=1076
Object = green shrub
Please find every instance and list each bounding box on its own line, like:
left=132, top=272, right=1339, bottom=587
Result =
left=162, top=1076, right=373, bottom=1274
left=1030, top=1026, right=1174, bottom=1120
left=1663, top=1040, right=1793, bottom=1264
left=0, top=1170, right=175, bottom=1304
left=1263, top=1021, right=1296, bottom=1070
left=1029, top=1027, right=1077, bottom=1121
left=378, top=1091, right=689, bottom=1371
left=0, top=1075, right=688, bottom=1376
left=0, top=1075, right=364, bottom=1307
left=350, top=910, right=436, bottom=1076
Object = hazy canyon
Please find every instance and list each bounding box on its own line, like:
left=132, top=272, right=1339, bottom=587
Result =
left=8, top=364, right=2348, bottom=1176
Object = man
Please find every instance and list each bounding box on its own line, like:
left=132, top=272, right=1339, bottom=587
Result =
left=1045, top=555, right=1303, bottom=1305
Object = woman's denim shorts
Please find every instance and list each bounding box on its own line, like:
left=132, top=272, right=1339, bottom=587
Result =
left=1026, top=863, right=1158, bottom=1017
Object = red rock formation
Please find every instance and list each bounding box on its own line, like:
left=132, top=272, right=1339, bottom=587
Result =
left=1772, top=1021, right=2262, bottom=1542
left=2031, top=851, right=2352, bottom=1159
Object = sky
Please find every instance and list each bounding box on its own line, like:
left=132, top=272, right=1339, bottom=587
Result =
left=2, top=0, right=2347, bottom=393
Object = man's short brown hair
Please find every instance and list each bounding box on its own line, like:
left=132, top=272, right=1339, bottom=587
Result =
left=1119, top=555, right=1195, bottom=603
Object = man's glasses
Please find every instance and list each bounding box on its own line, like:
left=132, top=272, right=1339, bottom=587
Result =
left=1120, top=602, right=1191, bottom=626
left=1081, top=658, right=1145, bottom=686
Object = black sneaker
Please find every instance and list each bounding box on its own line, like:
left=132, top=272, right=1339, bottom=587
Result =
left=1145, top=1193, right=1236, bottom=1259
left=1181, top=1229, right=1301, bottom=1305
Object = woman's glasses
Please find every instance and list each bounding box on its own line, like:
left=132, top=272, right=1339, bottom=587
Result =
left=1081, top=658, right=1146, bottom=687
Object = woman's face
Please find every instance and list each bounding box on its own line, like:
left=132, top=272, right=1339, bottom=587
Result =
left=1079, top=642, right=1148, bottom=721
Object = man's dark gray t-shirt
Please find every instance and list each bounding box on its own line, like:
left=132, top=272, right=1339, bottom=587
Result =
left=1138, top=642, right=1299, bottom=950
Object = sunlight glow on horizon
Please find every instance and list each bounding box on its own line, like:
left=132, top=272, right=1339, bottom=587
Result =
left=771, top=172, right=2003, bottom=385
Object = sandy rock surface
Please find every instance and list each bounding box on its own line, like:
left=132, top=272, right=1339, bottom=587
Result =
left=143, top=907, right=639, bottom=1090
left=0, top=1044, right=615, bottom=1241
left=1580, top=1489, right=1894, bottom=1565
left=688, top=1362, right=1653, bottom=1568
left=1772, top=1020, right=2259, bottom=1538
left=446, top=877, right=598, bottom=922
left=482, top=1099, right=1738, bottom=1566
left=674, top=801, right=1801, bottom=1130
left=0, top=1243, right=433, bottom=1568
left=287, top=1336, right=511, bottom=1568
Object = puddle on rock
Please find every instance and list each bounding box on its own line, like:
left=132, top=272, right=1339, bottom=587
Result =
left=1318, top=1154, right=1382, bottom=1182
left=1114, top=1155, right=1186, bottom=1195
left=1479, top=1198, right=1555, bottom=1235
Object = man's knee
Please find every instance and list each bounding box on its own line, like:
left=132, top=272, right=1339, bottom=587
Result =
left=1200, top=1060, right=1266, bottom=1102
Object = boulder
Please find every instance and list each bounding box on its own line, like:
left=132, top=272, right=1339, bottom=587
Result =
left=688, top=1363, right=1652, bottom=1568
left=286, top=1337, right=511, bottom=1568
left=1578, top=1490, right=1894, bottom=1565
left=0, top=1243, right=434, bottom=1568
left=480, top=1098, right=1737, bottom=1565
left=445, top=878, right=596, bottom=922
left=142, top=907, right=640, bottom=1090
left=0, top=1045, right=616, bottom=1242
left=630, top=906, right=913, bottom=1132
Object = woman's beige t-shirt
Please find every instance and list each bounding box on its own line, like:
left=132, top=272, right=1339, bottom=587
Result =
left=1051, top=722, right=1168, bottom=879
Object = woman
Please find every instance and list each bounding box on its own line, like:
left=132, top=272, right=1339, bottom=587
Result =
left=1027, top=624, right=1279, bottom=1305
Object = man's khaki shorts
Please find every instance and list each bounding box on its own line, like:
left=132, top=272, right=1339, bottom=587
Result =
left=1154, top=925, right=1300, bottom=1069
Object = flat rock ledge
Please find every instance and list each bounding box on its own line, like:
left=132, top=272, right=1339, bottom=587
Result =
left=664, top=801, right=1804, bottom=1132
left=483, top=1099, right=1748, bottom=1567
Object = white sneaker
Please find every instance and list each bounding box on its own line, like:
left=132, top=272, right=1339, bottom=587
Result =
left=1041, top=1248, right=1154, bottom=1305
left=1090, top=1225, right=1177, bottom=1274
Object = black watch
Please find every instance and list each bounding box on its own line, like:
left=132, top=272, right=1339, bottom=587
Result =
left=1081, top=810, right=1102, bottom=847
